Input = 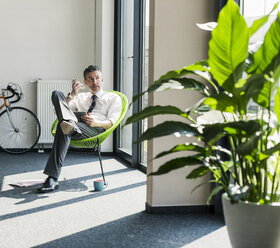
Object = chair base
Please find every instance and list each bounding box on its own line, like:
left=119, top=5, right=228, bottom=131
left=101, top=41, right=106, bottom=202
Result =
left=96, top=144, right=107, bottom=184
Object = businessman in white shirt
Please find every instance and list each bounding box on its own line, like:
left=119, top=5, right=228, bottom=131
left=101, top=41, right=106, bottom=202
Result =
left=37, top=65, right=122, bottom=193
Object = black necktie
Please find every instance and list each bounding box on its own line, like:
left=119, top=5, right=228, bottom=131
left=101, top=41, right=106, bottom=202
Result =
left=87, top=94, right=97, bottom=114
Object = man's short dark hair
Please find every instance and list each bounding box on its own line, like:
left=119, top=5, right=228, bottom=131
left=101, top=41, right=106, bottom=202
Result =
left=83, top=65, right=101, bottom=79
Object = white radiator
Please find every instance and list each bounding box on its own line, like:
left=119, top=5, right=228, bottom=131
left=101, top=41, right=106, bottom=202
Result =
left=37, top=80, right=72, bottom=143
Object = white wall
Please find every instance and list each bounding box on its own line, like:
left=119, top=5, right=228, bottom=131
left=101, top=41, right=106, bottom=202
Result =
left=147, top=0, right=218, bottom=207
left=0, top=0, right=115, bottom=152
left=95, top=0, right=114, bottom=90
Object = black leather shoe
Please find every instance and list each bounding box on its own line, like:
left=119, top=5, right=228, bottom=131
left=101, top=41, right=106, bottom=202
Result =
left=37, top=176, right=59, bottom=193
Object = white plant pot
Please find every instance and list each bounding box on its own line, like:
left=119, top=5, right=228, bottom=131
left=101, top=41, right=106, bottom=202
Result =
left=222, top=193, right=280, bottom=248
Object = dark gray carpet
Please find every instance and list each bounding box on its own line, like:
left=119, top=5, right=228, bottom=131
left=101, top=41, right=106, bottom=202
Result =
left=0, top=151, right=230, bottom=248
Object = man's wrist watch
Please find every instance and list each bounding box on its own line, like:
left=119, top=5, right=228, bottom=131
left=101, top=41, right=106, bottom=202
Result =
left=67, top=92, right=75, bottom=100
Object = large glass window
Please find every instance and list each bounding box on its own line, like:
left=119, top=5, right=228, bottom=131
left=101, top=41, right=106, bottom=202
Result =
left=114, top=0, right=149, bottom=172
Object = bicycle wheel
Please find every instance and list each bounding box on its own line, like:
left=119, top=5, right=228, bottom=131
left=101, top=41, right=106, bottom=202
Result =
left=0, top=107, right=41, bottom=154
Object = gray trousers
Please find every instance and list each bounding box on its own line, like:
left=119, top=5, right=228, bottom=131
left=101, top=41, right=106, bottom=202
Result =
left=43, top=90, right=105, bottom=179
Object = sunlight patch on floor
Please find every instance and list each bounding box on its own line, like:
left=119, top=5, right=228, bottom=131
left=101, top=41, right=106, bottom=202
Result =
left=182, top=226, right=230, bottom=248
left=1, top=183, right=146, bottom=247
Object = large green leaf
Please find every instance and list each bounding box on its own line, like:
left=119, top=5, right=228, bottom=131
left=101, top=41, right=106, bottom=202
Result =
left=250, top=12, right=280, bottom=74
left=149, top=157, right=203, bottom=176
left=154, top=143, right=205, bottom=159
left=209, top=0, right=249, bottom=86
left=252, top=79, right=271, bottom=109
left=137, top=121, right=201, bottom=143
left=249, top=2, right=279, bottom=37
left=132, top=67, right=193, bottom=103
left=243, top=74, right=267, bottom=99
left=237, top=74, right=267, bottom=111
left=203, top=120, right=260, bottom=143
left=219, top=61, right=251, bottom=114
left=131, top=61, right=216, bottom=104
left=221, top=61, right=248, bottom=93
left=204, top=93, right=238, bottom=113
left=224, top=121, right=260, bottom=136
left=236, top=133, right=261, bottom=156
left=186, top=166, right=210, bottom=179
left=124, top=105, right=189, bottom=126
left=202, top=123, right=227, bottom=144
left=186, top=60, right=210, bottom=71
left=139, top=77, right=210, bottom=99
left=171, top=78, right=210, bottom=96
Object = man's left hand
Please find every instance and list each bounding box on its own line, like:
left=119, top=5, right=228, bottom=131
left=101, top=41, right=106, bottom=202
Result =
left=81, top=114, right=97, bottom=127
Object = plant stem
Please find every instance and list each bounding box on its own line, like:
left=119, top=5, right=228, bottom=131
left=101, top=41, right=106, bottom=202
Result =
left=264, top=161, right=268, bottom=200
left=229, top=136, right=240, bottom=185
left=271, top=151, right=280, bottom=202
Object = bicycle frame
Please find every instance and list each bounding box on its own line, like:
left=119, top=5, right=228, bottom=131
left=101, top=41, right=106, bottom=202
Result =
left=0, top=94, right=8, bottom=111
left=0, top=89, right=20, bottom=131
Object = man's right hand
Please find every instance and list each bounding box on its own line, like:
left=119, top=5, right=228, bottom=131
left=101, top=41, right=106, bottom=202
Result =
left=71, top=78, right=84, bottom=96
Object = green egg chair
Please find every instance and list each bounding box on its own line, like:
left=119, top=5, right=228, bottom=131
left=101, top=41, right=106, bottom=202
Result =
left=51, top=91, right=128, bottom=185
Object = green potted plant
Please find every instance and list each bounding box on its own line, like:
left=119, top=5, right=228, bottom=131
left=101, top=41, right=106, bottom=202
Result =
left=125, top=1, right=280, bottom=247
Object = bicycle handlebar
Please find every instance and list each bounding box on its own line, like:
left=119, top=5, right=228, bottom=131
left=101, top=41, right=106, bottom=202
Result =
left=4, top=83, right=22, bottom=104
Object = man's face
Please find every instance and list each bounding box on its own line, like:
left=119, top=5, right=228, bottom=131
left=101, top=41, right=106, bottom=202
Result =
left=84, top=70, right=103, bottom=94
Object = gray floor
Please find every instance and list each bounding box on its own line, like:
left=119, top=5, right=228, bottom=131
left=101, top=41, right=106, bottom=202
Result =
left=0, top=151, right=231, bottom=248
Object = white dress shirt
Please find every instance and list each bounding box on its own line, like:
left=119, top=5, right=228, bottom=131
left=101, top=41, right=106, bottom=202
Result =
left=68, top=88, right=122, bottom=125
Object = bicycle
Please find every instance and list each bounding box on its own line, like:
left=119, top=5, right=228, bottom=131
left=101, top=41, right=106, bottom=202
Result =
left=0, top=82, right=41, bottom=154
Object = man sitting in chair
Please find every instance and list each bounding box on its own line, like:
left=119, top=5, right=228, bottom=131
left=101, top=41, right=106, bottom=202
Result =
left=37, top=65, right=122, bottom=193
